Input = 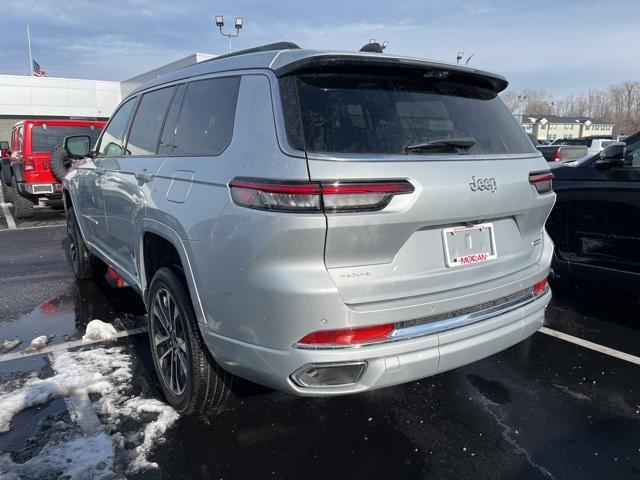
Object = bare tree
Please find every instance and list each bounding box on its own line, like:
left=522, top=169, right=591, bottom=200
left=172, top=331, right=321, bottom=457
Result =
left=501, top=81, right=640, bottom=134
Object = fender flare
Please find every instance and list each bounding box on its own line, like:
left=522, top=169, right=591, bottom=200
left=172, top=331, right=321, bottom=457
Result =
left=138, top=218, right=207, bottom=324
left=1, top=159, right=13, bottom=186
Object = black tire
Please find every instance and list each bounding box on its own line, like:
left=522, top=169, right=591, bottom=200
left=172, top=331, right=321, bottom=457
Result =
left=11, top=190, right=34, bottom=219
left=0, top=175, right=12, bottom=203
left=66, top=206, right=108, bottom=280
left=148, top=267, right=233, bottom=414
left=50, top=145, right=72, bottom=182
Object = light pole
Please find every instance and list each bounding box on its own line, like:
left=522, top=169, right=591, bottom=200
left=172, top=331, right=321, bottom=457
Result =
left=215, top=15, right=244, bottom=53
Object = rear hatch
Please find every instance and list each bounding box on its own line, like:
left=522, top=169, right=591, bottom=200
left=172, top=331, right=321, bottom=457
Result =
left=276, top=59, right=555, bottom=306
left=26, top=124, right=102, bottom=182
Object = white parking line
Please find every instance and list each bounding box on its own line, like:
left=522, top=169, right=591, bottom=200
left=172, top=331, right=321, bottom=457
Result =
left=540, top=326, right=640, bottom=366
left=0, top=327, right=147, bottom=364
left=52, top=351, right=103, bottom=432
left=0, top=222, right=65, bottom=232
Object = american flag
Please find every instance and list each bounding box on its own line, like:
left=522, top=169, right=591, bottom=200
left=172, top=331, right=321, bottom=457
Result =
left=32, top=59, right=47, bottom=77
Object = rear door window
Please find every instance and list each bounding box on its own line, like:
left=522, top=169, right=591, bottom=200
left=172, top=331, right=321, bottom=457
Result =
left=171, top=76, right=240, bottom=156
left=280, top=73, right=536, bottom=156
left=97, top=98, right=137, bottom=157
left=126, top=86, right=176, bottom=156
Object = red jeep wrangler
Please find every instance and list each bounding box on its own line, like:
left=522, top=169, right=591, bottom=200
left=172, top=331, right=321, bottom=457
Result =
left=0, top=119, right=105, bottom=218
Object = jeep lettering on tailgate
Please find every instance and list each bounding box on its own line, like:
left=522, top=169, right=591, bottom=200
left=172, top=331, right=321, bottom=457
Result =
left=469, top=176, right=498, bottom=192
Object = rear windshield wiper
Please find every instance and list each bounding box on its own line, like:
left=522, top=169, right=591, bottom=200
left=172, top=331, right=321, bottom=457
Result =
left=405, top=137, right=476, bottom=154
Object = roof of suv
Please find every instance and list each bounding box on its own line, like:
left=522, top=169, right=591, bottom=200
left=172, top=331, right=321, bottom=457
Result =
left=127, top=44, right=509, bottom=98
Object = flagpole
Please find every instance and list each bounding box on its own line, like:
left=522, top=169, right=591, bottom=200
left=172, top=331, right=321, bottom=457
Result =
left=26, top=23, right=33, bottom=76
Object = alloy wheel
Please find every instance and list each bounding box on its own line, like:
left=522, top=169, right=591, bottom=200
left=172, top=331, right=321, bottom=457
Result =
left=67, top=215, right=79, bottom=273
left=151, top=288, right=189, bottom=395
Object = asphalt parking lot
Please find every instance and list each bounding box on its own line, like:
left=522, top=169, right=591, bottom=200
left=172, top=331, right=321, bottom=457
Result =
left=1, top=206, right=640, bottom=479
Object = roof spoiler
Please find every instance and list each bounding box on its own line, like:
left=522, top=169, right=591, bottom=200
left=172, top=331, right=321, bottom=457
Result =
left=204, top=42, right=301, bottom=63
left=273, top=54, right=509, bottom=93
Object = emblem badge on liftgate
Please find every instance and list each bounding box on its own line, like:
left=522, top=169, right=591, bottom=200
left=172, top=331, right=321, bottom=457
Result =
left=469, top=176, right=498, bottom=193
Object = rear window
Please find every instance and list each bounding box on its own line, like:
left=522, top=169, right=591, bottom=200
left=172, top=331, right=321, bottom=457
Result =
left=171, top=76, right=241, bottom=156
left=31, top=125, right=102, bottom=153
left=280, top=73, right=535, bottom=156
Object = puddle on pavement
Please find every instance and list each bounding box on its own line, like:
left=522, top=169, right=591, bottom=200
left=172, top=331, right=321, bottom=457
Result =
left=466, top=374, right=512, bottom=405
left=0, top=274, right=147, bottom=364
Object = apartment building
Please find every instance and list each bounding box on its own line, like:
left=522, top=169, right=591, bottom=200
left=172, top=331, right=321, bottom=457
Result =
left=518, top=115, right=614, bottom=141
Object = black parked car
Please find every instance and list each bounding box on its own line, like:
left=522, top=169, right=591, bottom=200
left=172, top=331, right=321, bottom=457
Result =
left=547, top=132, right=640, bottom=291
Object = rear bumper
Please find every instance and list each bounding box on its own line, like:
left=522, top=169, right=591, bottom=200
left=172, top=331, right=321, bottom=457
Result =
left=16, top=181, right=62, bottom=196
left=196, top=229, right=554, bottom=395
left=204, top=289, right=549, bottom=395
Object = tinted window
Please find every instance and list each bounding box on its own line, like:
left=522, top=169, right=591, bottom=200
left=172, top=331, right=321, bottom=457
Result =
left=97, top=98, right=136, bottom=157
left=31, top=125, right=102, bottom=153
left=158, top=84, right=186, bottom=155
left=172, top=76, right=240, bottom=156
left=561, top=138, right=591, bottom=147
left=281, top=73, right=536, bottom=155
left=127, top=86, right=175, bottom=156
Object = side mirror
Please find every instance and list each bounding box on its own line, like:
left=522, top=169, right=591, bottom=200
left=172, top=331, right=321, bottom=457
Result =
left=64, top=135, right=91, bottom=157
left=595, top=142, right=625, bottom=168
left=0, top=141, right=9, bottom=151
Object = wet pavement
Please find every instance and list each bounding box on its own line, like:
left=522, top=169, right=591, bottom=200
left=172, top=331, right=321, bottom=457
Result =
left=1, top=219, right=640, bottom=479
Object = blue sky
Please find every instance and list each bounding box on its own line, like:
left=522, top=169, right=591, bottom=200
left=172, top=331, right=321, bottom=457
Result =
left=2, top=0, right=638, bottom=94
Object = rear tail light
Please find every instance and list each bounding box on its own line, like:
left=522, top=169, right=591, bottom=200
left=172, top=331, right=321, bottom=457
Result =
left=553, top=149, right=562, bottom=161
left=529, top=172, right=554, bottom=194
left=532, top=278, right=549, bottom=296
left=296, top=323, right=394, bottom=347
left=229, top=178, right=414, bottom=213
left=23, top=158, right=35, bottom=171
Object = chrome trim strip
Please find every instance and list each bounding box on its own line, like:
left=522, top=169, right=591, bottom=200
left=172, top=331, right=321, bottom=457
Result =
left=294, top=288, right=547, bottom=350
left=389, top=291, right=535, bottom=340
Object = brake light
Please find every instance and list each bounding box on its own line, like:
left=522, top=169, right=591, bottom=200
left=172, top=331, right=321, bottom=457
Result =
left=23, top=158, right=35, bottom=171
left=529, top=172, right=554, bottom=194
left=532, top=278, right=549, bottom=296
left=296, top=323, right=394, bottom=347
left=554, top=149, right=562, bottom=161
left=229, top=178, right=414, bottom=213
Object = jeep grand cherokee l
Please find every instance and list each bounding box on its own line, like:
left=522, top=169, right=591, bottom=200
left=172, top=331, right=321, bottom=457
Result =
left=62, top=43, right=555, bottom=414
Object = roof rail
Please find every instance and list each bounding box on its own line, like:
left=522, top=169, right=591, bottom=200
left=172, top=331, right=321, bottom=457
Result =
left=204, top=42, right=301, bottom=63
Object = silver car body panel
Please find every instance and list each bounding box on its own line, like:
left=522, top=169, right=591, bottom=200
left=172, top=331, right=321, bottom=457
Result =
left=64, top=47, right=555, bottom=395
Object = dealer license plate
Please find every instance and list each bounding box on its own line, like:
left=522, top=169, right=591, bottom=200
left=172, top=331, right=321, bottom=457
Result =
left=442, top=223, right=497, bottom=268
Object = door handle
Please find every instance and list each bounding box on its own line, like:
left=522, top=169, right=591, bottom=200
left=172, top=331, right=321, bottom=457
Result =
left=134, top=169, right=153, bottom=183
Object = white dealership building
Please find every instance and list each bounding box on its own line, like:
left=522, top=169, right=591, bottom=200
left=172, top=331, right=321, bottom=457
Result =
left=0, top=52, right=215, bottom=141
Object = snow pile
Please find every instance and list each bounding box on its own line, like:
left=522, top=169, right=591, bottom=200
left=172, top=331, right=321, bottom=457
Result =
left=0, top=430, right=114, bottom=480
left=0, top=346, right=178, bottom=477
left=82, top=320, right=118, bottom=343
left=0, top=347, right=129, bottom=433
left=117, top=397, right=179, bottom=471
left=0, top=339, right=21, bottom=354
left=29, top=335, right=49, bottom=351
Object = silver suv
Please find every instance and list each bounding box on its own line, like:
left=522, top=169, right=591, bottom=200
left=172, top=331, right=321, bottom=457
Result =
left=62, top=42, right=555, bottom=414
